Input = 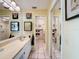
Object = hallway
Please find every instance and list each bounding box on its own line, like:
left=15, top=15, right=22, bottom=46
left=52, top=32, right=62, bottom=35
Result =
left=28, top=38, right=61, bottom=59
left=29, top=39, right=49, bottom=59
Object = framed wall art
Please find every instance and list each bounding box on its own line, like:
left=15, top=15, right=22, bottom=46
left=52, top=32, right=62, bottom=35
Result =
left=71, top=0, right=79, bottom=11
left=26, top=13, right=32, bottom=19
left=65, top=0, right=79, bottom=20
left=24, top=22, right=32, bottom=31
left=10, top=21, right=19, bottom=31
left=12, top=13, right=18, bottom=19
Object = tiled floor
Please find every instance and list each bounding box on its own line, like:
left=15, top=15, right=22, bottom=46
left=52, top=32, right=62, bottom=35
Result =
left=28, top=39, right=61, bottom=59
left=51, top=42, right=61, bottom=59
left=28, top=39, right=49, bottom=59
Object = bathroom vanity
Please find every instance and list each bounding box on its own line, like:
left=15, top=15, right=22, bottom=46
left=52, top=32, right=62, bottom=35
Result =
left=0, top=36, right=32, bottom=59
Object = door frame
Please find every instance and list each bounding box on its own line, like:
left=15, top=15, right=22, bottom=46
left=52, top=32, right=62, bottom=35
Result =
left=49, top=0, right=62, bottom=58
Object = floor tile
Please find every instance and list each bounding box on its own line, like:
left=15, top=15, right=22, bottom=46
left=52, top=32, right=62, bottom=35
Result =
left=28, top=39, right=61, bottom=59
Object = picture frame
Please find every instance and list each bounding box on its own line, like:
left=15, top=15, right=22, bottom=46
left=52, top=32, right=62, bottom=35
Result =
left=71, top=0, right=79, bottom=11
left=10, top=21, right=19, bottom=31
left=12, top=13, right=18, bottom=19
left=65, top=0, right=79, bottom=20
left=26, top=13, right=32, bottom=19
left=24, top=22, right=32, bottom=31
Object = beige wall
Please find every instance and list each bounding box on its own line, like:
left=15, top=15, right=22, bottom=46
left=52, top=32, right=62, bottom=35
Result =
left=0, top=9, right=11, bottom=16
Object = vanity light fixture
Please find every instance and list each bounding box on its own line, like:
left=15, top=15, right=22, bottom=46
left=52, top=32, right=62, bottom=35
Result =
left=15, top=6, right=20, bottom=12
left=9, top=7, right=14, bottom=11
left=11, top=1, right=16, bottom=7
left=2, top=0, right=20, bottom=12
left=2, top=2, right=10, bottom=8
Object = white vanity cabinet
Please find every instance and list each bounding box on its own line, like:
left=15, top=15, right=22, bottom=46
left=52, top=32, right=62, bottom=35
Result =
left=13, top=40, right=32, bottom=59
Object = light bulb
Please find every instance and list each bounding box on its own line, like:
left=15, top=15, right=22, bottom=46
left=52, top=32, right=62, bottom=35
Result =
left=9, top=7, right=14, bottom=11
left=2, top=2, right=10, bottom=8
left=11, top=1, right=16, bottom=7
left=15, top=6, right=20, bottom=11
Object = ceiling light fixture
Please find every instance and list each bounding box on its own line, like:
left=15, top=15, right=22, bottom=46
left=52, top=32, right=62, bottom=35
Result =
left=32, top=6, right=37, bottom=9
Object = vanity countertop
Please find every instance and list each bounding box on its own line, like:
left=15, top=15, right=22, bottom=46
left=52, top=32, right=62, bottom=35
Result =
left=0, top=37, right=31, bottom=59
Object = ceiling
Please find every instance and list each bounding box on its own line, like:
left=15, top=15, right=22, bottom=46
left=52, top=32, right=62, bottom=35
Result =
left=0, top=0, right=50, bottom=10
left=53, top=0, right=61, bottom=15
left=54, top=0, right=61, bottom=11
left=14, top=0, right=50, bottom=10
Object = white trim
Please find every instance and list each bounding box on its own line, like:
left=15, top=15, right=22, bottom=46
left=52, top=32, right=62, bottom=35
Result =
left=49, top=0, right=59, bottom=12
left=48, top=0, right=62, bottom=58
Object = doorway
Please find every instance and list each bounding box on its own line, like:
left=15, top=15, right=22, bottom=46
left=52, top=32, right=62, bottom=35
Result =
left=28, top=16, right=49, bottom=59
left=35, top=16, right=47, bottom=44
left=50, top=0, right=61, bottom=59
left=35, top=16, right=47, bottom=47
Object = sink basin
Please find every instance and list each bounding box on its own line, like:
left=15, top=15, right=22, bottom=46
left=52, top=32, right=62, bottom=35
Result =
left=0, top=48, right=4, bottom=52
left=19, top=36, right=26, bottom=41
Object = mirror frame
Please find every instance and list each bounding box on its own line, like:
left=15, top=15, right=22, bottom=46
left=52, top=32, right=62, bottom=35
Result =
left=24, top=21, right=32, bottom=31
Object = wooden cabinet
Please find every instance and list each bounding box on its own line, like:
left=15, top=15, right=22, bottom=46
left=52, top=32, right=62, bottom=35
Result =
left=13, top=40, right=31, bottom=59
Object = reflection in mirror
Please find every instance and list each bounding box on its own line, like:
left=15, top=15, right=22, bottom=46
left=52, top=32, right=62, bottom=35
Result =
left=0, top=17, right=10, bottom=41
